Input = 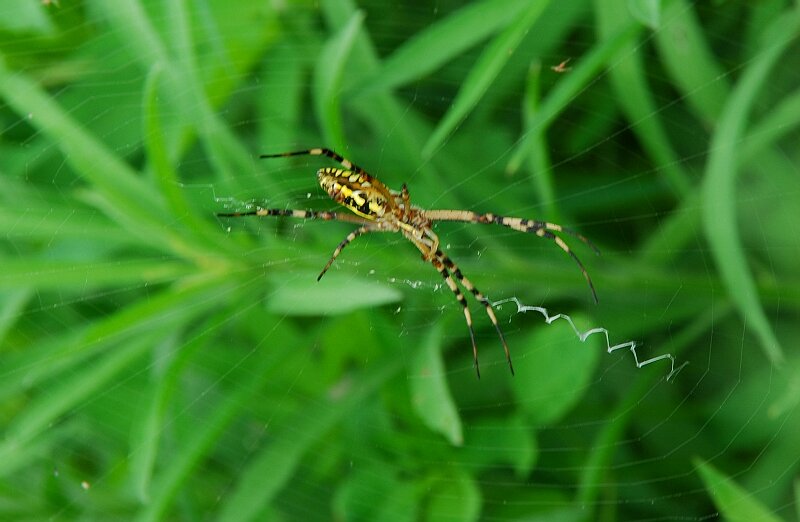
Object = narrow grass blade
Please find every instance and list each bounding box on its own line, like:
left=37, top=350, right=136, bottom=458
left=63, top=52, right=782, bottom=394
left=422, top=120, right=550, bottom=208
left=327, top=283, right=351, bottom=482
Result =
left=409, top=324, right=463, bottom=446
left=359, top=0, right=530, bottom=94
left=506, top=23, right=640, bottom=173
left=0, top=259, right=193, bottom=290
left=595, top=0, right=690, bottom=196
left=522, top=62, right=558, bottom=220
left=143, top=64, right=227, bottom=255
left=130, top=312, right=232, bottom=503
left=0, top=61, right=174, bottom=247
left=695, top=459, right=783, bottom=522
left=423, top=0, right=549, bottom=158
left=652, top=0, right=728, bottom=124
left=314, top=11, right=365, bottom=152
left=701, top=11, right=799, bottom=365
left=0, top=334, right=156, bottom=477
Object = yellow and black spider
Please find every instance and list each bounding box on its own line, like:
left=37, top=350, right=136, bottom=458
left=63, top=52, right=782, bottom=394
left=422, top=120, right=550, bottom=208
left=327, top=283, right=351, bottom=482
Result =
left=218, top=148, right=598, bottom=378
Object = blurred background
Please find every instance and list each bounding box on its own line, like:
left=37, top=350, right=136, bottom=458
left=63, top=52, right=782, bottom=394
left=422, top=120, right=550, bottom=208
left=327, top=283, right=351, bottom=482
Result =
left=1, top=1, right=799, bottom=520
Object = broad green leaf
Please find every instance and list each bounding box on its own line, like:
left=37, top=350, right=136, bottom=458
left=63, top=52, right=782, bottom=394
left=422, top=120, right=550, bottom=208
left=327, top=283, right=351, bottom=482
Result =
left=0, top=2, right=53, bottom=33
left=427, top=470, right=481, bottom=522
left=409, top=324, right=463, bottom=446
left=510, top=313, right=600, bottom=424
left=265, top=272, right=402, bottom=316
left=695, top=459, right=783, bottom=522
left=463, top=414, right=538, bottom=478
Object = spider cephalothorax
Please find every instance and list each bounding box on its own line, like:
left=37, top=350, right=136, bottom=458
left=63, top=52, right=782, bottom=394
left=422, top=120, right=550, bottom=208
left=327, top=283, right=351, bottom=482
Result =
left=218, top=148, right=598, bottom=378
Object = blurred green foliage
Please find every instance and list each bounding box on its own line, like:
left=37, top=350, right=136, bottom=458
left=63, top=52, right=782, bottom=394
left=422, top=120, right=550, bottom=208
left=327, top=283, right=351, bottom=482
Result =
left=1, top=0, right=799, bottom=520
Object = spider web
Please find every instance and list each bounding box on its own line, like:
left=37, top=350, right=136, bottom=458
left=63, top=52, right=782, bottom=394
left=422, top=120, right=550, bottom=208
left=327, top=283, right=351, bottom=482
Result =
left=0, top=1, right=798, bottom=521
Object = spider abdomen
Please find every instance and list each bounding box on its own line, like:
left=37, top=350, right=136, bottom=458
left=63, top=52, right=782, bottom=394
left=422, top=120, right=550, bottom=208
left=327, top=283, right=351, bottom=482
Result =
left=318, top=167, right=394, bottom=220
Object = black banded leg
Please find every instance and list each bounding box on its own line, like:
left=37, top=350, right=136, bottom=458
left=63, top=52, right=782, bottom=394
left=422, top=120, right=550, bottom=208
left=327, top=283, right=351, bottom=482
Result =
left=318, top=226, right=373, bottom=281
left=217, top=208, right=321, bottom=218
left=260, top=148, right=369, bottom=177
left=420, top=210, right=599, bottom=302
left=216, top=208, right=372, bottom=226
left=537, top=230, right=597, bottom=303
left=436, top=250, right=515, bottom=376
left=431, top=257, right=481, bottom=379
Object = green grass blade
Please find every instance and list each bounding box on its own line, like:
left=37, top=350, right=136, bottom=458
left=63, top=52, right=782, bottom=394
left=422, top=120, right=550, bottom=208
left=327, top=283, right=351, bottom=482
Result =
left=701, top=11, right=799, bottom=365
left=506, top=22, right=640, bottom=173
left=409, top=323, right=463, bottom=446
left=423, top=0, right=549, bottom=158
left=0, top=334, right=156, bottom=477
left=595, top=0, right=690, bottom=196
left=314, top=11, right=365, bottom=152
left=0, top=61, right=175, bottom=247
left=359, top=0, right=530, bottom=94
left=652, top=0, right=728, bottom=124
left=0, top=259, right=193, bottom=290
left=695, top=459, right=783, bottom=522
left=215, top=355, right=403, bottom=522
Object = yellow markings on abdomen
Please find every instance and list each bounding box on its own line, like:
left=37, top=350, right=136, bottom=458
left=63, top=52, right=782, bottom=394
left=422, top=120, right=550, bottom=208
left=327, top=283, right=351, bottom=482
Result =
left=318, top=167, right=391, bottom=220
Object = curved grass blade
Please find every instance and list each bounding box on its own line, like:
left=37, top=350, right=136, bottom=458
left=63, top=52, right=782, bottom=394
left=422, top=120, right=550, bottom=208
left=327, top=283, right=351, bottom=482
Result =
left=701, top=11, right=800, bottom=365
left=409, top=323, right=463, bottom=446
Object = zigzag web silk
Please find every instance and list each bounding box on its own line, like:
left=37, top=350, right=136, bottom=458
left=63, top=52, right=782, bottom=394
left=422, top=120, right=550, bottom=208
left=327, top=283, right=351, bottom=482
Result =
left=493, top=297, right=688, bottom=381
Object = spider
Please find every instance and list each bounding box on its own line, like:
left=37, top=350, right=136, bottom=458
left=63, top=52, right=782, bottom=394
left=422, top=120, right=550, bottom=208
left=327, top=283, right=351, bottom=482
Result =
left=218, top=148, right=598, bottom=378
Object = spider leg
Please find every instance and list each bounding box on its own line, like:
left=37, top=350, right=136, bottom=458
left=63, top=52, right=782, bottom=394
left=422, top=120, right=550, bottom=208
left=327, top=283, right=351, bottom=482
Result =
left=260, top=148, right=369, bottom=177
left=216, top=208, right=371, bottom=225
left=435, top=249, right=514, bottom=376
left=421, top=209, right=598, bottom=303
left=429, top=256, right=481, bottom=379
left=318, top=225, right=376, bottom=281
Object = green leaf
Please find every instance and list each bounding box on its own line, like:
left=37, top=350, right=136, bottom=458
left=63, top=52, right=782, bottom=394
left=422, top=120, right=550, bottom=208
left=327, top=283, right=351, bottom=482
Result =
left=695, top=459, right=783, bottom=522
left=463, top=414, right=538, bottom=478
left=359, top=0, right=530, bottom=94
left=701, top=11, right=799, bottom=365
left=265, top=272, right=402, bottom=316
left=423, top=0, right=550, bottom=158
left=409, top=324, right=463, bottom=446
left=627, top=0, right=661, bottom=29
left=427, top=470, right=481, bottom=522
left=0, top=2, right=53, bottom=33
left=510, top=313, right=600, bottom=423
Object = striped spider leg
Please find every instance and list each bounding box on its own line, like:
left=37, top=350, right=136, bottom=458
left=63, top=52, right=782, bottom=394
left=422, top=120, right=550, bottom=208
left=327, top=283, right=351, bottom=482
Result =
left=217, top=148, right=598, bottom=378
